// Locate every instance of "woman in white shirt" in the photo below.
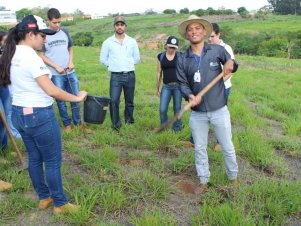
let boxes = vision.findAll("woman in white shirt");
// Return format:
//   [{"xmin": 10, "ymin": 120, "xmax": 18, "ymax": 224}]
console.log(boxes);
[{"xmin": 0, "ymin": 15, "xmax": 87, "ymax": 214}]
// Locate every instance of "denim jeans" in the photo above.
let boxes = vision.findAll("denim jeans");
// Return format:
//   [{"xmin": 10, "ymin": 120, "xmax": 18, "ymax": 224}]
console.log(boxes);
[
  {"xmin": 51, "ymin": 72, "xmax": 80, "ymax": 127},
  {"xmin": 7, "ymin": 97, "xmax": 21, "ymax": 139},
  {"xmin": 159, "ymin": 83, "xmax": 182, "ymax": 132},
  {"xmin": 191, "ymin": 87, "xmax": 232, "ymax": 145},
  {"xmin": 110, "ymin": 72, "xmax": 135, "ymax": 129},
  {"xmin": 190, "ymin": 106, "xmax": 238, "ymax": 184},
  {"xmin": 0, "ymin": 86, "xmax": 10, "ymax": 152},
  {"xmin": 12, "ymin": 105, "xmax": 68, "ymax": 207},
  {"xmin": 225, "ymin": 87, "xmax": 231, "ymax": 104}
]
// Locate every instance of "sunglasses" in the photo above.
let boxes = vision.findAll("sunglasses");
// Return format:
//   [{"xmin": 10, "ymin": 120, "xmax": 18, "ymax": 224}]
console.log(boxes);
[{"xmin": 39, "ymin": 33, "xmax": 46, "ymax": 39}]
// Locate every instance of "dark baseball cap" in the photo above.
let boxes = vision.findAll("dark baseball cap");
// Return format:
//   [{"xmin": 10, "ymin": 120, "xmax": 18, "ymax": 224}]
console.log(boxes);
[
  {"xmin": 114, "ymin": 16, "xmax": 126, "ymax": 25},
  {"xmin": 166, "ymin": 36, "xmax": 179, "ymax": 49},
  {"xmin": 18, "ymin": 15, "xmax": 56, "ymax": 35}
]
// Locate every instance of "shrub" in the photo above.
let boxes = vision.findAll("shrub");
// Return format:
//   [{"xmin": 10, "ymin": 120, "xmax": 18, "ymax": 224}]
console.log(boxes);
[
  {"xmin": 258, "ymin": 37, "xmax": 288, "ymax": 58},
  {"xmin": 72, "ymin": 32, "xmax": 94, "ymax": 46},
  {"xmin": 233, "ymin": 34, "xmax": 267, "ymax": 55}
]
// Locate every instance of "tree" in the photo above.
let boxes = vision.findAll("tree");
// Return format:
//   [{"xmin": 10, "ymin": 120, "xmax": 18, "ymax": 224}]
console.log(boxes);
[
  {"xmin": 268, "ymin": 0, "xmax": 301, "ymax": 15},
  {"xmin": 72, "ymin": 8, "xmax": 84, "ymax": 17},
  {"xmin": 237, "ymin": 7, "xmax": 249, "ymax": 18},
  {"xmin": 179, "ymin": 8, "xmax": 189, "ymax": 14},
  {"xmin": 163, "ymin": 9, "xmax": 176, "ymax": 14},
  {"xmin": 145, "ymin": 8, "xmax": 157, "ymax": 15},
  {"xmin": 16, "ymin": 8, "xmax": 32, "ymax": 20}
]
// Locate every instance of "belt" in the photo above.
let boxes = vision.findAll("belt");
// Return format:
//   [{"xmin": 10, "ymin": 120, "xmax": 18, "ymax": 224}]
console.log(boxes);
[
  {"xmin": 111, "ymin": 71, "xmax": 133, "ymax": 75},
  {"xmin": 166, "ymin": 82, "xmax": 178, "ymax": 86}
]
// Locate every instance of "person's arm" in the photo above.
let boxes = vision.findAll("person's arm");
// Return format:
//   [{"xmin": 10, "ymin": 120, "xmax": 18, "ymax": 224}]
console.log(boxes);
[
  {"xmin": 133, "ymin": 40, "xmax": 140, "ymax": 64},
  {"xmin": 176, "ymin": 54, "xmax": 192, "ymax": 101},
  {"xmin": 100, "ymin": 40, "xmax": 109, "ymax": 66},
  {"xmin": 67, "ymin": 47, "xmax": 74, "ymax": 71},
  {"xmin": 37, "ymin": 51, "xmax": 65, "ymax": 74},
  {"xmin": 35, "ymin": 75, "xmax": 87, "ymax": 102},
  {"xmin": 156, "ymin": 59, "xmax": 162, "ymax": 97}
]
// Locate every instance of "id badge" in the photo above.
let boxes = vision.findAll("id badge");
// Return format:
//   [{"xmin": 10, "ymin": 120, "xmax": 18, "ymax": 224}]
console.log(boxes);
[{"xmin": 194, "ymin": 71, "xmax": 201, "ymax": 83}]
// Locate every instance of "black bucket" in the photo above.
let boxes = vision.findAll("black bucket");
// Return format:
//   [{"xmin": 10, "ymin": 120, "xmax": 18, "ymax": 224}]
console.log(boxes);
[{"xmin": 84, "ymin": 95, "xmax": 110, "ymax": 124}]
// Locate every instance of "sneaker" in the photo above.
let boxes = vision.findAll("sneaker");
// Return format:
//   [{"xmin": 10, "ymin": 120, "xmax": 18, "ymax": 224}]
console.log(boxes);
[
  {"xmin": 0, "ymin": 180, "xmax": 12, "ymax": 192},
  {"xmin": 64, "ymin": 125, "xmax": 72, "ymax": 133},
  {"xmin": 230, "ymin": 178, "xmax": 239, "ymax": 186},
  {"xmin": 214, "ymin": 144, "xmax": 222, "ymax": 151},
  {"xmin": 53, "ymin": 203, "xmax": 79, "ymax": 215},
  {"xmin": 39, "ymin": 197, "xmax": 54, "ymax": 210},
  {"xmin": 194, "ymin": 183, "xmax": 208, "ymax": 195}
]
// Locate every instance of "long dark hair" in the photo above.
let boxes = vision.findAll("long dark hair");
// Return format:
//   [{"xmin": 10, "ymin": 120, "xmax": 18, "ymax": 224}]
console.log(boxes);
[{"xmin": 0, "ymin": 25, "xmax": 27, "ymax": 86}]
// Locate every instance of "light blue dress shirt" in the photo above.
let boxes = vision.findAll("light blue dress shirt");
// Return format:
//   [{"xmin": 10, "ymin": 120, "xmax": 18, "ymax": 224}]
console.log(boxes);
[{"xmin": 100, "ymin": 34, "xmax": 140, "ymax": 72}]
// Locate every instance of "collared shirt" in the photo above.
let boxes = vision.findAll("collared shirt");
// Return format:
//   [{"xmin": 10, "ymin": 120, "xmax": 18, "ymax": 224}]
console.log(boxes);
[
  {"xmin": 100, "ymin": 34, "xmax": 140, "ymax": 72},
  {"xmin": 177, "ymin": 43, "xmax": 231, "ymax": 112}
]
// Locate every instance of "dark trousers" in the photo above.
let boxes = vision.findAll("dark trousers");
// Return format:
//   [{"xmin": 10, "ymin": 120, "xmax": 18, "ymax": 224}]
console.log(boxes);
[{"xmin": 109, "ymin": 72, "xmax": 135, "ymax": 129}]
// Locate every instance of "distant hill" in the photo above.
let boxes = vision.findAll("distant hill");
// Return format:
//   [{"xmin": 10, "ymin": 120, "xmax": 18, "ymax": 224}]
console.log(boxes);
[{"xmin": 65, "ymin": 14, "xmax": 301, "ymax": 51}]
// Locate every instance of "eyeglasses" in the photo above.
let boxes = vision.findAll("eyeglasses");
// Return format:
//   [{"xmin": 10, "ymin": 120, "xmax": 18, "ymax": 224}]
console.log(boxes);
[{"xmin": 39, "ymin": 33, "xmax": 46, "ymax": 39}]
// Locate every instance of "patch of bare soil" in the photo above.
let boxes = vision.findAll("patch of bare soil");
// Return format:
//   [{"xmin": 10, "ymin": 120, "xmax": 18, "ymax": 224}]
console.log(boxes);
[{"xmin": 276, "ymin": 150, "xmax": 301, "ymax": 181}]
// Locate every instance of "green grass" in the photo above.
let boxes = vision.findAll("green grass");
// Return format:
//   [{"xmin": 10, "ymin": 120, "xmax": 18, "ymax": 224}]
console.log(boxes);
[{"xmin": 1, "ymin": 15, "xmax": 301, "ymax": 225}]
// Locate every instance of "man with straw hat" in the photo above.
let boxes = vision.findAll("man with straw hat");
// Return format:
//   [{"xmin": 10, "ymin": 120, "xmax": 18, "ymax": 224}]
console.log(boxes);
[{"xmin": 177, "ymin": 15, "xmax": 239, "ymax": 195}]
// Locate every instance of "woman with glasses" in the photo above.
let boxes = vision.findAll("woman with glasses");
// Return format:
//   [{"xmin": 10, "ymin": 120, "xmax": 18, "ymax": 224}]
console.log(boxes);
[{"xmin": 0, "ymin": 15, "xmax": 87, "ymax": 214}]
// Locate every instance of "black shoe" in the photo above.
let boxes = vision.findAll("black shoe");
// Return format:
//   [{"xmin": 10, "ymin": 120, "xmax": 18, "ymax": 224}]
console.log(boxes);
[{"xmin": 112, "ymin": 125, "xmax": 120, "ymax": 132}]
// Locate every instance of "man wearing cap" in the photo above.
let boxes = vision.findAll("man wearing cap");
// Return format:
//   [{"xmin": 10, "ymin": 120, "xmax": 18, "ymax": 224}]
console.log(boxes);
[
  {"xmin": 177, "ymin": 15, "xmax": 239, "ymax": 194},
  {"xmin": 100, "ymin": 16, "xmax": 140, "ymax": 131}
]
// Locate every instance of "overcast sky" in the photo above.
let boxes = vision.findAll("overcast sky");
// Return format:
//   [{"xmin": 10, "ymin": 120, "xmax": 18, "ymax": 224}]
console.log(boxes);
[{"xmin": 3, "ymin": 0, "xmax": 269, "ymax": 15}]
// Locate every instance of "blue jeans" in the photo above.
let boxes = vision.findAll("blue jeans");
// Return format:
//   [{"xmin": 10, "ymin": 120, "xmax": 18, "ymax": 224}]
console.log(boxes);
[
  {"xmin": 12, "ymin": 105, "xmax": 68, "ymax": 207},
  {"xmin": 0, "ymin": 86, "xmax": 10, "ymax": 152},
  {"xmin": 191, "ymin": 87, "xmax": 232, "ymax": 145},
  {"xmin": 51, "ymin": 72, "xmax": 80, "ymax": 127},
  {"xmin": 160, "ymin": 83, "xmax": 182, "ymax": 132},
  {"xmin": 225, "ymin": 87, "xmax": 231, "ymax": 104},
  {"xmin": 7, "ymin": 97, "xmax": 21, "ymax": 139},
  {"xmin": 110, "ymin": 72, "xmax": 135, "ymax": 129},
  {"xmin": 190, "ymin": 106, "xmax": 238, "ymax": 184}
]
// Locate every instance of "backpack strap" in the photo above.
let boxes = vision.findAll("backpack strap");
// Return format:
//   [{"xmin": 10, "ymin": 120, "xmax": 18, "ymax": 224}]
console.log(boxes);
[{"xmin": 159, "ymin": 52, "xmax": 165, "ymax": 64}]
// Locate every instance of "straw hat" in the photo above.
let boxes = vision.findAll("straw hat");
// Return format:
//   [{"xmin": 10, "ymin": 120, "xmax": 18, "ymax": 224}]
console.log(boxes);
[{"xmin": 178, "ymin": 15, "xmax": 212, "ymax": 40}]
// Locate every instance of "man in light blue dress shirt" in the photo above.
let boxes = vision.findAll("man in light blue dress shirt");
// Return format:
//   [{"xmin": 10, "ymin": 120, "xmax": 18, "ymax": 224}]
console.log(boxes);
[{"xmin": 100, "ymin": 16, "xmax": 140, "ymax": 131}]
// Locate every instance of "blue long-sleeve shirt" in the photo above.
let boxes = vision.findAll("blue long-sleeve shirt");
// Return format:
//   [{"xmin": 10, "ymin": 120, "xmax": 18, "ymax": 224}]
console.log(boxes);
[{"xmin": 100, "ymin": 34, "xmax": 140, "ymax": 72}]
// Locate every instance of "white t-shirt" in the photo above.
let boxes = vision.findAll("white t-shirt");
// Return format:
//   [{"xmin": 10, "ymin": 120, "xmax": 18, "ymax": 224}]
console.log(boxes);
[
  {"xmin": 220, "ymin": 40, "xmax": 235, "ymax": 89},
  {"xmin": 10, "ymin": 45, "xmax": 53, "ymax": 107}
]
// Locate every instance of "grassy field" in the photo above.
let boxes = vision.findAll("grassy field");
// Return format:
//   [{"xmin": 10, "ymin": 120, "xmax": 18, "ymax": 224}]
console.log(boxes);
[{"xmin": 0, "ymin": 15, "xmax": 301, "ymax": 225}]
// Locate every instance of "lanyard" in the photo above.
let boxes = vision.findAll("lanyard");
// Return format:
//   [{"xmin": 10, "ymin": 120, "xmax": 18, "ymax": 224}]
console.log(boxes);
[{"xmin": 193, "ymin": 48, "xmax": 204, "ymax": 72}]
